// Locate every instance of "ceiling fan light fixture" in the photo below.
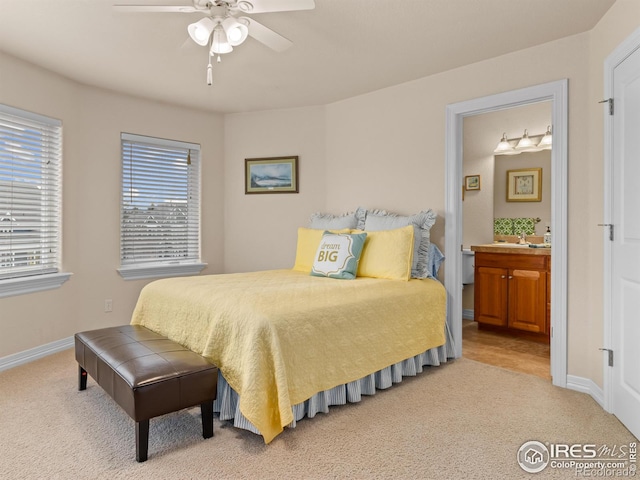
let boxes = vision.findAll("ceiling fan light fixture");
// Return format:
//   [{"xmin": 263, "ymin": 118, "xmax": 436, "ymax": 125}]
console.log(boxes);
[
  {"xmin": 188, "ymin": 17, "xmax": 216, "ymax": 46},
  {"xmin": 222, "ymin": 16, "xmax": 249, "ymax": 46},
  {"xmin": 210, "ymin": 24, "xmax": 233, "ymax": 55}
]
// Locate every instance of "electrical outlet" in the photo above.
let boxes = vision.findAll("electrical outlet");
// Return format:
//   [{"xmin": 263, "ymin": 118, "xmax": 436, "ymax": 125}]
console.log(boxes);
[{"xmin": 104, "ymin": 299, "xmax": 113, "ymax": 313}]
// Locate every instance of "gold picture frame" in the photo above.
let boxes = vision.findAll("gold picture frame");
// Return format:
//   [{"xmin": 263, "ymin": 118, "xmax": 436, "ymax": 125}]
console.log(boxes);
[
  {"xmin": 245, "ymin": 156, "xmax": 299, "ymax": 194},
  {"xmin": 507, "ymin": 168, "xmax": 542, "ymax": 202},
  {"xmin": 464, "ymin": 174, "xmax": 481, "ymax": 191}
]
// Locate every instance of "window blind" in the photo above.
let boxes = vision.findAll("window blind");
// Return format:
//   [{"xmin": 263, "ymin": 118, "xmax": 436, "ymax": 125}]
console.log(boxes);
[
  {"xmin": 120, "ymin": 133, "xmax": 201, "ymax": 267},
  {"xmin": 0, "ymin": 105, "xmax": 62, "ymax": 281}
]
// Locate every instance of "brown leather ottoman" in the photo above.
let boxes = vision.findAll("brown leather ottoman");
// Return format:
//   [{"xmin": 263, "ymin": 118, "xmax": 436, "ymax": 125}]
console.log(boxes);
[{"xmin": 74, "ymin": 325, "xmax": 218, "ymax": 462}]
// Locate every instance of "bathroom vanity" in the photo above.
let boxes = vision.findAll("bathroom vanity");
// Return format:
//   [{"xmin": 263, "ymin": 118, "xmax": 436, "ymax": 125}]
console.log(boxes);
[{"xmin": 470, "ymin": 244, "xmax": 550, "ymax": 343}]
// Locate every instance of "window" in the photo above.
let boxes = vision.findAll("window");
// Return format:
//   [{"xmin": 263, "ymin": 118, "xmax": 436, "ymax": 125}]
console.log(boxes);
[
  {"xmin": 118, "ymin": 133, "xmax": 205, "ymax": 280},
  {"xmin": 0, "ymin": 104, "xmax": 69, "ymax": 298}
]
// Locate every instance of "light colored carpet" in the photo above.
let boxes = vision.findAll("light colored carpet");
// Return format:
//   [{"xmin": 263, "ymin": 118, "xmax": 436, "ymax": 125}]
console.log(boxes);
[{"xmin": 0, "ymin": 349, "xmax": 635, "ymax": 479}]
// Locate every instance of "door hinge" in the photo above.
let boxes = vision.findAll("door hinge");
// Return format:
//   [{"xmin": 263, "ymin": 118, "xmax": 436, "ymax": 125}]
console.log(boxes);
[
  {"xmin": 599, "ymin": 348, "xmax": 614, "ymax": 367},
  {"xmin": 597, "ymin": 223, "xmax": 614, "ymax": 241},
  {"xmin": 599, "ymin": 98, "xmax": 614, "ymax": 115}
]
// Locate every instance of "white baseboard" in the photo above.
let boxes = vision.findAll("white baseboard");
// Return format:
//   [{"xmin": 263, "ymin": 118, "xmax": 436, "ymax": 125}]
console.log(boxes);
[
  {"xmin": 462, "ymin": 309, "xmax": 474, "ymax": 320},
  {"xmin": 566, "ymin": 374, "xmax": 605, "ymax": 409},
  {"xmin": 0, "ymin": 336, "xmax": 74, "ymax": 372}
]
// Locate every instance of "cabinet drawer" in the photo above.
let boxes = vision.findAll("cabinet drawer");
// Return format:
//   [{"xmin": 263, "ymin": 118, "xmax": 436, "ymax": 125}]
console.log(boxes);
[{"xmin": 474, "ymin": 252, "xmax": 549, "ymax": 271}]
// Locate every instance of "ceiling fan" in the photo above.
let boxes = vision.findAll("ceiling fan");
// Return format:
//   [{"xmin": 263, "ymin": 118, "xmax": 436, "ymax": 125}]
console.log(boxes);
[{"xmin": 114, "ymin": 0, "xmax": 315, "ymax": 84}]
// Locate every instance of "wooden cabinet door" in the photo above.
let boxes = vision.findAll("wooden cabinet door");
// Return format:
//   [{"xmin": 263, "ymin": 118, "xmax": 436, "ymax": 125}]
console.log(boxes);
[
  {"xmin": 508, "ymin": 269, "xmax": 547, "ymax": 334},
  {"xmin": 474, "ymin": 266, "xmax": 508, "ymax": 326}
]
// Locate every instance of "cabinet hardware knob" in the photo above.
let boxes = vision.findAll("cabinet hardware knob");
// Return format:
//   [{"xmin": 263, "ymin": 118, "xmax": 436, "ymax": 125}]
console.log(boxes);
[
  {"xmin": 501, "ymin": 275, "xmax": 506, "ymax": 279},
  {"xmin": 508, "ymin": 275, "xmax": 513, "ymax": 279}
]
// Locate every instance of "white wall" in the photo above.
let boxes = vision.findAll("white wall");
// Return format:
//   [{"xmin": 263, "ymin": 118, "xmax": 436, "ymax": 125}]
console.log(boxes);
[
  {"xmin": 0, "ymin": 52, "xmax": 225, "ymax": 357},
  {"xmin": 325, "ymin": 80, "xmax": 448, "ymax": 249},
  {"xmin": 223, "ymin": 107, "xmax": 327, "ymax": 273}
]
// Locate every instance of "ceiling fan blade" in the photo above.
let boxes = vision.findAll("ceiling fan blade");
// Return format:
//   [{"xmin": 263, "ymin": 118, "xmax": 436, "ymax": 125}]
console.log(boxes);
[
  {"xmin": 113, "ymin": 5, "xmax": 199, "ymax": 13},
  {"xmin": 237, "ymin": 0, "xmax": 315, "ymax": 14},
  {"xmin": 245, "ymin": 17, "xmax": 293, "ymax": 52}
]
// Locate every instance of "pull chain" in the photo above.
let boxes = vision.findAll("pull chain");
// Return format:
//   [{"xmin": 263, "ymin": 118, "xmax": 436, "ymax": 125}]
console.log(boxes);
[{"xmin": 206, "ymin": 37, "xmax": 213, "ymax": 86}]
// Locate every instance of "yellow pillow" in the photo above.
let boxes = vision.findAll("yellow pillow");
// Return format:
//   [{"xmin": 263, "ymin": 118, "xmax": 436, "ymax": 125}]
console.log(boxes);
[
  {"xmin": 355, "ymin": 225, "xmax": 414, "ymax": 281},
  {"xmin": 292, "ymin": 227, "xmax": 351, "ymax": 272}
]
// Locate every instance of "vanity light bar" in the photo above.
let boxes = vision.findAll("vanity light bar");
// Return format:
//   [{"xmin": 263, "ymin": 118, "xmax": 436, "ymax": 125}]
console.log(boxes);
[{"xmin": 494, "ymin": 126, "xmax": 552, "ymax": 155}]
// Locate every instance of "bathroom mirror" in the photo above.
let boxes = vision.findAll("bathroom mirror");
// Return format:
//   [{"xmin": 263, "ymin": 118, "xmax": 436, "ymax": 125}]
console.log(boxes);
[
  {"xmin": 494, "ymin": 150, "xmax": 551, "ymax": 240},
  {"xmin": 461, "ymin": 101, "xmax": 552, "ymax": 247}
]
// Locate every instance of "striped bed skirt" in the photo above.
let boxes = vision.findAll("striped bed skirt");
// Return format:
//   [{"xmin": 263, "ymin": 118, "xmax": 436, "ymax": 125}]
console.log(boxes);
[{"xmin": 213, "ymin": 323, "xmax": 456, "ymax": 435}]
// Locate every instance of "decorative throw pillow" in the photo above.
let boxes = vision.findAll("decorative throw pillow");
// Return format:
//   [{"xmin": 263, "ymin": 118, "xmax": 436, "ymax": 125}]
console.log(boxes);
[
  {"xmin": 293, "ymin": 227, "xmax": 352, "ymax": 273},
  {"xmin": 360, "ymin": 208, "xmax": 437, "ymax": 278},
  {"xmin": 355, "ymin": 226, "xmax": 414, "ymax": 281},
  {"xmin": 311, "ymin": 231, "xmax": 367, "ymax": 279}
]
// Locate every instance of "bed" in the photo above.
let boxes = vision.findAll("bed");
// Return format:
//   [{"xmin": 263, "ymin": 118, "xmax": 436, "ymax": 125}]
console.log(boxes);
[{"xmin": 130, "ymin": 207, "xmax": 453, "ymax": 443}]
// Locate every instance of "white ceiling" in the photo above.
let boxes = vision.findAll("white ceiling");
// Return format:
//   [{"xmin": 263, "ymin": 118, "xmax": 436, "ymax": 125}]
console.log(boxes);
[{"xmin": 0, "ymin": 0, "xmax": 615, "ymax": 114}]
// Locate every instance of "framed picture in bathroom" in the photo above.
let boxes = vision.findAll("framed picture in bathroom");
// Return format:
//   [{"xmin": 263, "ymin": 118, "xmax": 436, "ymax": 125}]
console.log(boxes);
[
  {"xmin": 507, "ymin": 168, "xmax": 542, "ymax": 202},
  {"xmin": 464, "ymin": 175, "xmax": 481, "ymax": 191}
]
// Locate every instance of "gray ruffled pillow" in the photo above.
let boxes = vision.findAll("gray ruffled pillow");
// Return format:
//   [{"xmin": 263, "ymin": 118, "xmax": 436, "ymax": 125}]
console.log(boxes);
[{"xmin": 309, "ymin": 207, "xmax": 366, "ymax": 230}]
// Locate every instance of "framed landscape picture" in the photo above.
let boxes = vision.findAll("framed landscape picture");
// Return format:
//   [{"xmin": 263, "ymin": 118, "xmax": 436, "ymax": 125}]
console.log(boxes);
[
  {"xmin": 465, "ymin": 174, "xmax": 481, "ymax": 191},
  {"xmin": 507, "ymin": 168, "xmax": 542, "ymax": 202},
  {"xmin": 245, "ymin": 156, "xmax": 299, "ymax": 194}
]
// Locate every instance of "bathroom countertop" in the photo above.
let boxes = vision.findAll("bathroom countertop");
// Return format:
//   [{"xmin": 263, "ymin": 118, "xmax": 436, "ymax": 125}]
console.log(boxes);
[{"xmin": 471, "ymin": 244, "xmax": 552, "ymax": 255}]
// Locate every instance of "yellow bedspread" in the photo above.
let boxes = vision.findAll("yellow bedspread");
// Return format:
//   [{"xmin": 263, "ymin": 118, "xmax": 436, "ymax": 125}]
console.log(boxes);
[{"xmin": 130, "ymin": 269, "xmax": 446, "ymax": 443}]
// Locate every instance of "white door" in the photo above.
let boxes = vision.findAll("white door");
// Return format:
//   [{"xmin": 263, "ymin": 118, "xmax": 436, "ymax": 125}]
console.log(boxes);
[{"xmin": 610, "ymin": 40, "xmax": 640, "ymax": 440}]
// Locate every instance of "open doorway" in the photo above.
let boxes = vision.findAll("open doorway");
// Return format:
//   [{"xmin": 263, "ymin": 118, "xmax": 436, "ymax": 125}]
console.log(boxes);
[
  {"xmin": 461, "ymin": 102, "xmax": 552, "ymax": 379},
  {"xmin": 444, "ymin": 80, "xmax": 568, "ymax": 388}
]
